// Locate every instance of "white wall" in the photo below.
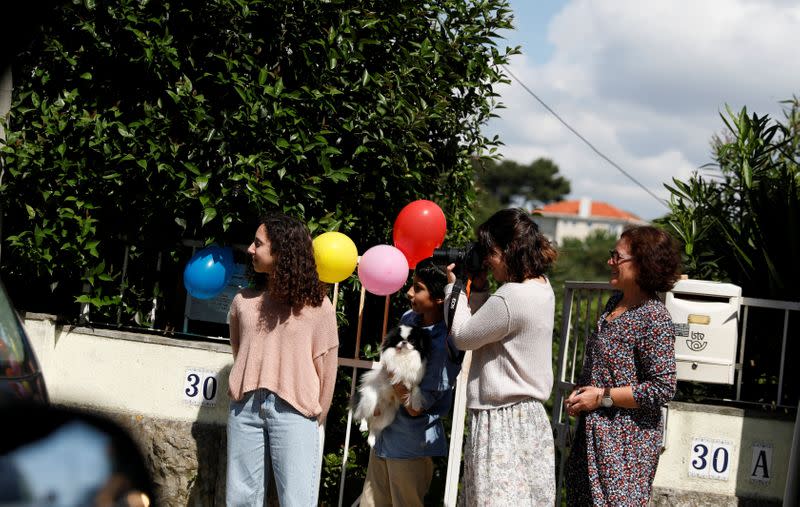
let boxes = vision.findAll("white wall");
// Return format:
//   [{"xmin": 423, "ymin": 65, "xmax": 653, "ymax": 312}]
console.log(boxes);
[
  {"xmin": 554, "ymin": 218, "xmax": 625, "ymax": 244},
  {"xmin": 654, "ymin": 401, "xmax": 792, "ymax": 501},
  {"xmin": 532, "ymin": 214, "xmax": 629, "ymax": 244},
  {"xmin": 24, "ymin": 314, "xmax": 233, "ymax": 424}
]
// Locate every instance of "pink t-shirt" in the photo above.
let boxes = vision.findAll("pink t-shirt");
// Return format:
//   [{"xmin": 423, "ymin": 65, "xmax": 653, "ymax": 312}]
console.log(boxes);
[{"xmin": 227, "ymin": 288, "xmax": 339, "ymax": 420}]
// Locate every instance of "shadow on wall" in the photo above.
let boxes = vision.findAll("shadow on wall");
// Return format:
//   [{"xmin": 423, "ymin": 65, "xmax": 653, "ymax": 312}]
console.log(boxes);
[
  {"xmin": 185, "ymin": 364, "xmax": 280, "ymax": 506},
  {"xmin": 116, "ymin": 362, "xmax": 235, "ymax": 506},
  {"xmin": 733, "ymin": 409, "xmax": 794, "ymax": 507},
  {"xmin": 187, "ymin": 362, "xmax": 232, "ymax": 507}
]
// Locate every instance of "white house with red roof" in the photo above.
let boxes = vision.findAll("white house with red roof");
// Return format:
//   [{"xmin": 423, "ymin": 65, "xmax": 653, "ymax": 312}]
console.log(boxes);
[{"xmin": 532, "ymin": 197, "xmax": 647, "ymax": 244}]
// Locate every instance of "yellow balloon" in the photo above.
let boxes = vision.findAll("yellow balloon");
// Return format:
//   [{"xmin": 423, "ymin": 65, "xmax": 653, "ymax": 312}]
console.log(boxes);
[{"xmin": 313, "ymin": 232, "xmax": 359, "ymax": 283}]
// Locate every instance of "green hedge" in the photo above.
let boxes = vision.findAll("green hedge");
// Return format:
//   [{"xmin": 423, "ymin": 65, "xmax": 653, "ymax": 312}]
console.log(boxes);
[{"xmin": 1, "ymin": 0, "xmax": 517, "ymax": 326}]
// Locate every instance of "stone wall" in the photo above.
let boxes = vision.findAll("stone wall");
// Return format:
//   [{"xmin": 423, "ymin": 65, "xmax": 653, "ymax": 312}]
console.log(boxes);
[
  {"xmin": 651, "ymin": 486, "xmax": 780, "ymax": 506},
  {"xmin": 113, "ymin": 414, "xmax": 227, "ymax": 506}
]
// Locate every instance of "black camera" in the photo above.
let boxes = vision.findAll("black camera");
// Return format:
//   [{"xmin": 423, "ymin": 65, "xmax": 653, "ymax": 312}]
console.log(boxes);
[{"xmin": 432, "ymin": 242, "xmax": 484, "ymax": 278}]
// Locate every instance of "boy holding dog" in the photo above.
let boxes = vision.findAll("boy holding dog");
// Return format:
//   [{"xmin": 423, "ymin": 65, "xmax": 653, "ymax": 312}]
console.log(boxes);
[{"xmin": 359, "ymin": 258, "xmax": 462, "ymax": 506}]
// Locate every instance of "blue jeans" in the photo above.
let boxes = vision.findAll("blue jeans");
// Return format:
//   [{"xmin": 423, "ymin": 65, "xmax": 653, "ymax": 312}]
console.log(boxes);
[{"xmin": 226, "ymin": 389, "xmax": 320, "ymax": 506}]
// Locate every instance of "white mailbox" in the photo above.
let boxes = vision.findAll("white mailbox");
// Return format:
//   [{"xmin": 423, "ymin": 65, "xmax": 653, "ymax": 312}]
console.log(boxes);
[{"xmin": 666, "ymin": 279, "xmax": 742, "ymax": 384}]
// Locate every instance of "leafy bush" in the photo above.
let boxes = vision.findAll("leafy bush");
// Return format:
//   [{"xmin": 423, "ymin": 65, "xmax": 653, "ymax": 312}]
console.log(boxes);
[
  {"xmin": 662, "ymin": 99, "xmax": 800, "ymax": 300},
  {"xmin": 660, "ymin": 98, "xmax": 800, "ymax": 407},
  {"xmin": 0, "ymin": 0, "xmax": 517, "ymax": 329}
]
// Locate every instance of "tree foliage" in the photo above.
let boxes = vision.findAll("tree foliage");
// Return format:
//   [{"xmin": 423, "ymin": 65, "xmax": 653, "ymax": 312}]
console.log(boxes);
[
  {"xmin": 660, "ymin": 99, "xmax": 800, "ymax": 300},
  {"xmin": 0, "ymin": 0, "xmax": 518, "ymax": 325},
  {"xmin": 475, "ymin": 157, "xmax": 570, "ymax": 207},
  {"xmin": 548, "ymin": 229, "xmax": 616, "ymax": 351},
  {"xmin": 551, "ymin": 230, "xmax": 617, "ymax": 285}
]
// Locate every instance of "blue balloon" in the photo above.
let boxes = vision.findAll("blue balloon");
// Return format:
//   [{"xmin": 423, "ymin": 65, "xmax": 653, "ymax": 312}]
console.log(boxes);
[{"xmin": 183, "ymin": 246, "xmax": 235, "ymax": 300}]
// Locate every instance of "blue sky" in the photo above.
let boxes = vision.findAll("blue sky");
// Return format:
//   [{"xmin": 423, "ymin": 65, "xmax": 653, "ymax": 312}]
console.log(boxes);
[
  {"xmin": 498, "ymin": 1, "xmax": 563, "ymax": 64},
  {"xmin": 484, "ymin": 0, "xmax": 800, "ymax": 220}
]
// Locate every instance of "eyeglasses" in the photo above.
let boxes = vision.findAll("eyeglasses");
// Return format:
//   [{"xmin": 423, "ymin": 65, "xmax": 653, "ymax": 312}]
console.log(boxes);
[{"xmin": 608, "ymin": 250, "xmax": 634, "ymax": 264}]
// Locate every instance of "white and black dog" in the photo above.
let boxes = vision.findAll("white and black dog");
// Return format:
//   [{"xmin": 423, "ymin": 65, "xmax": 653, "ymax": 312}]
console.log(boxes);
[{"xmin": 352, "ymin": 324, "xmax": 432, "ymax": 446}]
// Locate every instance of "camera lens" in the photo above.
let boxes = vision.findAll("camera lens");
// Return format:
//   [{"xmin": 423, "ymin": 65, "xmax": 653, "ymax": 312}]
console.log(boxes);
[{"xmin": 432, "ymin": 247, "xmax": 463, "ymax": 265}]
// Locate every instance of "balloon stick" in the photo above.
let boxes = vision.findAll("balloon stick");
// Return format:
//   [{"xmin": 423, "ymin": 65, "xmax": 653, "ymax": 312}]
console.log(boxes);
[
  {"xmin": 339, "ymin": 284, "xmax": 366, "ymax": 507},
  {"xmin": 381, "ymin": 295, "xmax": 390, "ymax": 343},
  {"xmin": 332, "ymin": 282, "xmax": 339, "ymax": 309}
]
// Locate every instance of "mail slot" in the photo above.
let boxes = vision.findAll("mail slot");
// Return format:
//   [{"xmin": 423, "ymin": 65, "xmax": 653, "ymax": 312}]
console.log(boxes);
[{"xmin": 666, "ymin": 279, "xmax": 742, "ymax": 384}]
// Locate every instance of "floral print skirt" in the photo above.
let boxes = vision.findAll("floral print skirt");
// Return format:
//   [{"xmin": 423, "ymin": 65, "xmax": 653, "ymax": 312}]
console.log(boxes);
[
  {"xmin": 565, "ymin": 409, "xmax": 663, "ymax": 506},
  {"xmin": 458, "ymin": 398, "xmax": 555, "ymax": 507}
]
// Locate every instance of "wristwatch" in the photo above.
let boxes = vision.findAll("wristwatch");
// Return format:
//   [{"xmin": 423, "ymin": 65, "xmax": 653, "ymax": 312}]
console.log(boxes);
[{"xmin": 600, "ymin": 387, "xmax": 613, "ymax": 408}]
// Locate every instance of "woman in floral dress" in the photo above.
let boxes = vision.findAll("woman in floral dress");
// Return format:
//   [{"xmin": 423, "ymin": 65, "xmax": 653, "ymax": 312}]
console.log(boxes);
[{"xmin": 564, "ymin": 226, "xmax": 681, "ymax": 506}]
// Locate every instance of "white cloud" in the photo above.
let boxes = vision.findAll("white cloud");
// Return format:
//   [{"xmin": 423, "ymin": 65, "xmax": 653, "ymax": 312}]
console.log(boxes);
[{"xmin": 486, "ymin": 0, "xmax": 800, "ymax": 219}]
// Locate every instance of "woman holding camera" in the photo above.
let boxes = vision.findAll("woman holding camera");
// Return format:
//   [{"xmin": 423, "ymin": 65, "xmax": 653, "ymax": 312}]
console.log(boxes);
[
  {"xmin": 563, "ymin": 225, "xmax": 680, "ymax": 506},
  {"xmin": 445, "ymin": 208, "xmax": 557, "ymax": 506}
]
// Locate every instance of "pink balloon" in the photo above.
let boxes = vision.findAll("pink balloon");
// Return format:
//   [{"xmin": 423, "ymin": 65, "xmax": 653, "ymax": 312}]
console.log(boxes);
[{"xmin": 358, "ymin": 245, "xmax": 410, "ymax": 296}]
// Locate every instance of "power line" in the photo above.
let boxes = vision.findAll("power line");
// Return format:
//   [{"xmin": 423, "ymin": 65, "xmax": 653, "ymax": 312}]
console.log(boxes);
[{"xmin": 501, "ymin": 65, "xmax": 668, "ymax": 209}]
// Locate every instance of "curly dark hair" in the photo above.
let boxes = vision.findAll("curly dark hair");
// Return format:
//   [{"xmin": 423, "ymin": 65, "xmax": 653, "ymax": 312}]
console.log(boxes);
[
  {"xmin": 477, "ymin": 208, "xmax": 558, "ymax": 282},
  {"xmin": 253, "ymin": 213, "xmax": 324, "ymax": 308},
  {"xmin": 621, "ymin": 225, "xmax": 682, "ymax": 294}
]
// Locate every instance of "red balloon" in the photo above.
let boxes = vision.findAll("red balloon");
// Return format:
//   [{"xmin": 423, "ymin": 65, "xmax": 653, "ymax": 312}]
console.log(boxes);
[{"xmin": 393, "ymin": 200, "xmax": 447, "ymax": 268}]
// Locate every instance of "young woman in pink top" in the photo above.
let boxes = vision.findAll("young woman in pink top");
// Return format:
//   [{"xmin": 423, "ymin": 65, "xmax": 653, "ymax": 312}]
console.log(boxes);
[{"xmin": 226, "ymin": 213, "xmax": 339, "ymax": 506}]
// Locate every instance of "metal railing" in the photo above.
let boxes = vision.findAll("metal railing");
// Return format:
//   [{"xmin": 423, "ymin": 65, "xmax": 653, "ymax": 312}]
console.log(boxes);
[
  {"xmin": 737, "ymin": 296, "xmax": 800, "ymax": 406},
  {"xmin": 550, "ymin": 281, "xmax": 800, "ymax": 505},
  {"xmin": 551, "ymin": 281, "xmax": 614, "ymax": 506}
]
